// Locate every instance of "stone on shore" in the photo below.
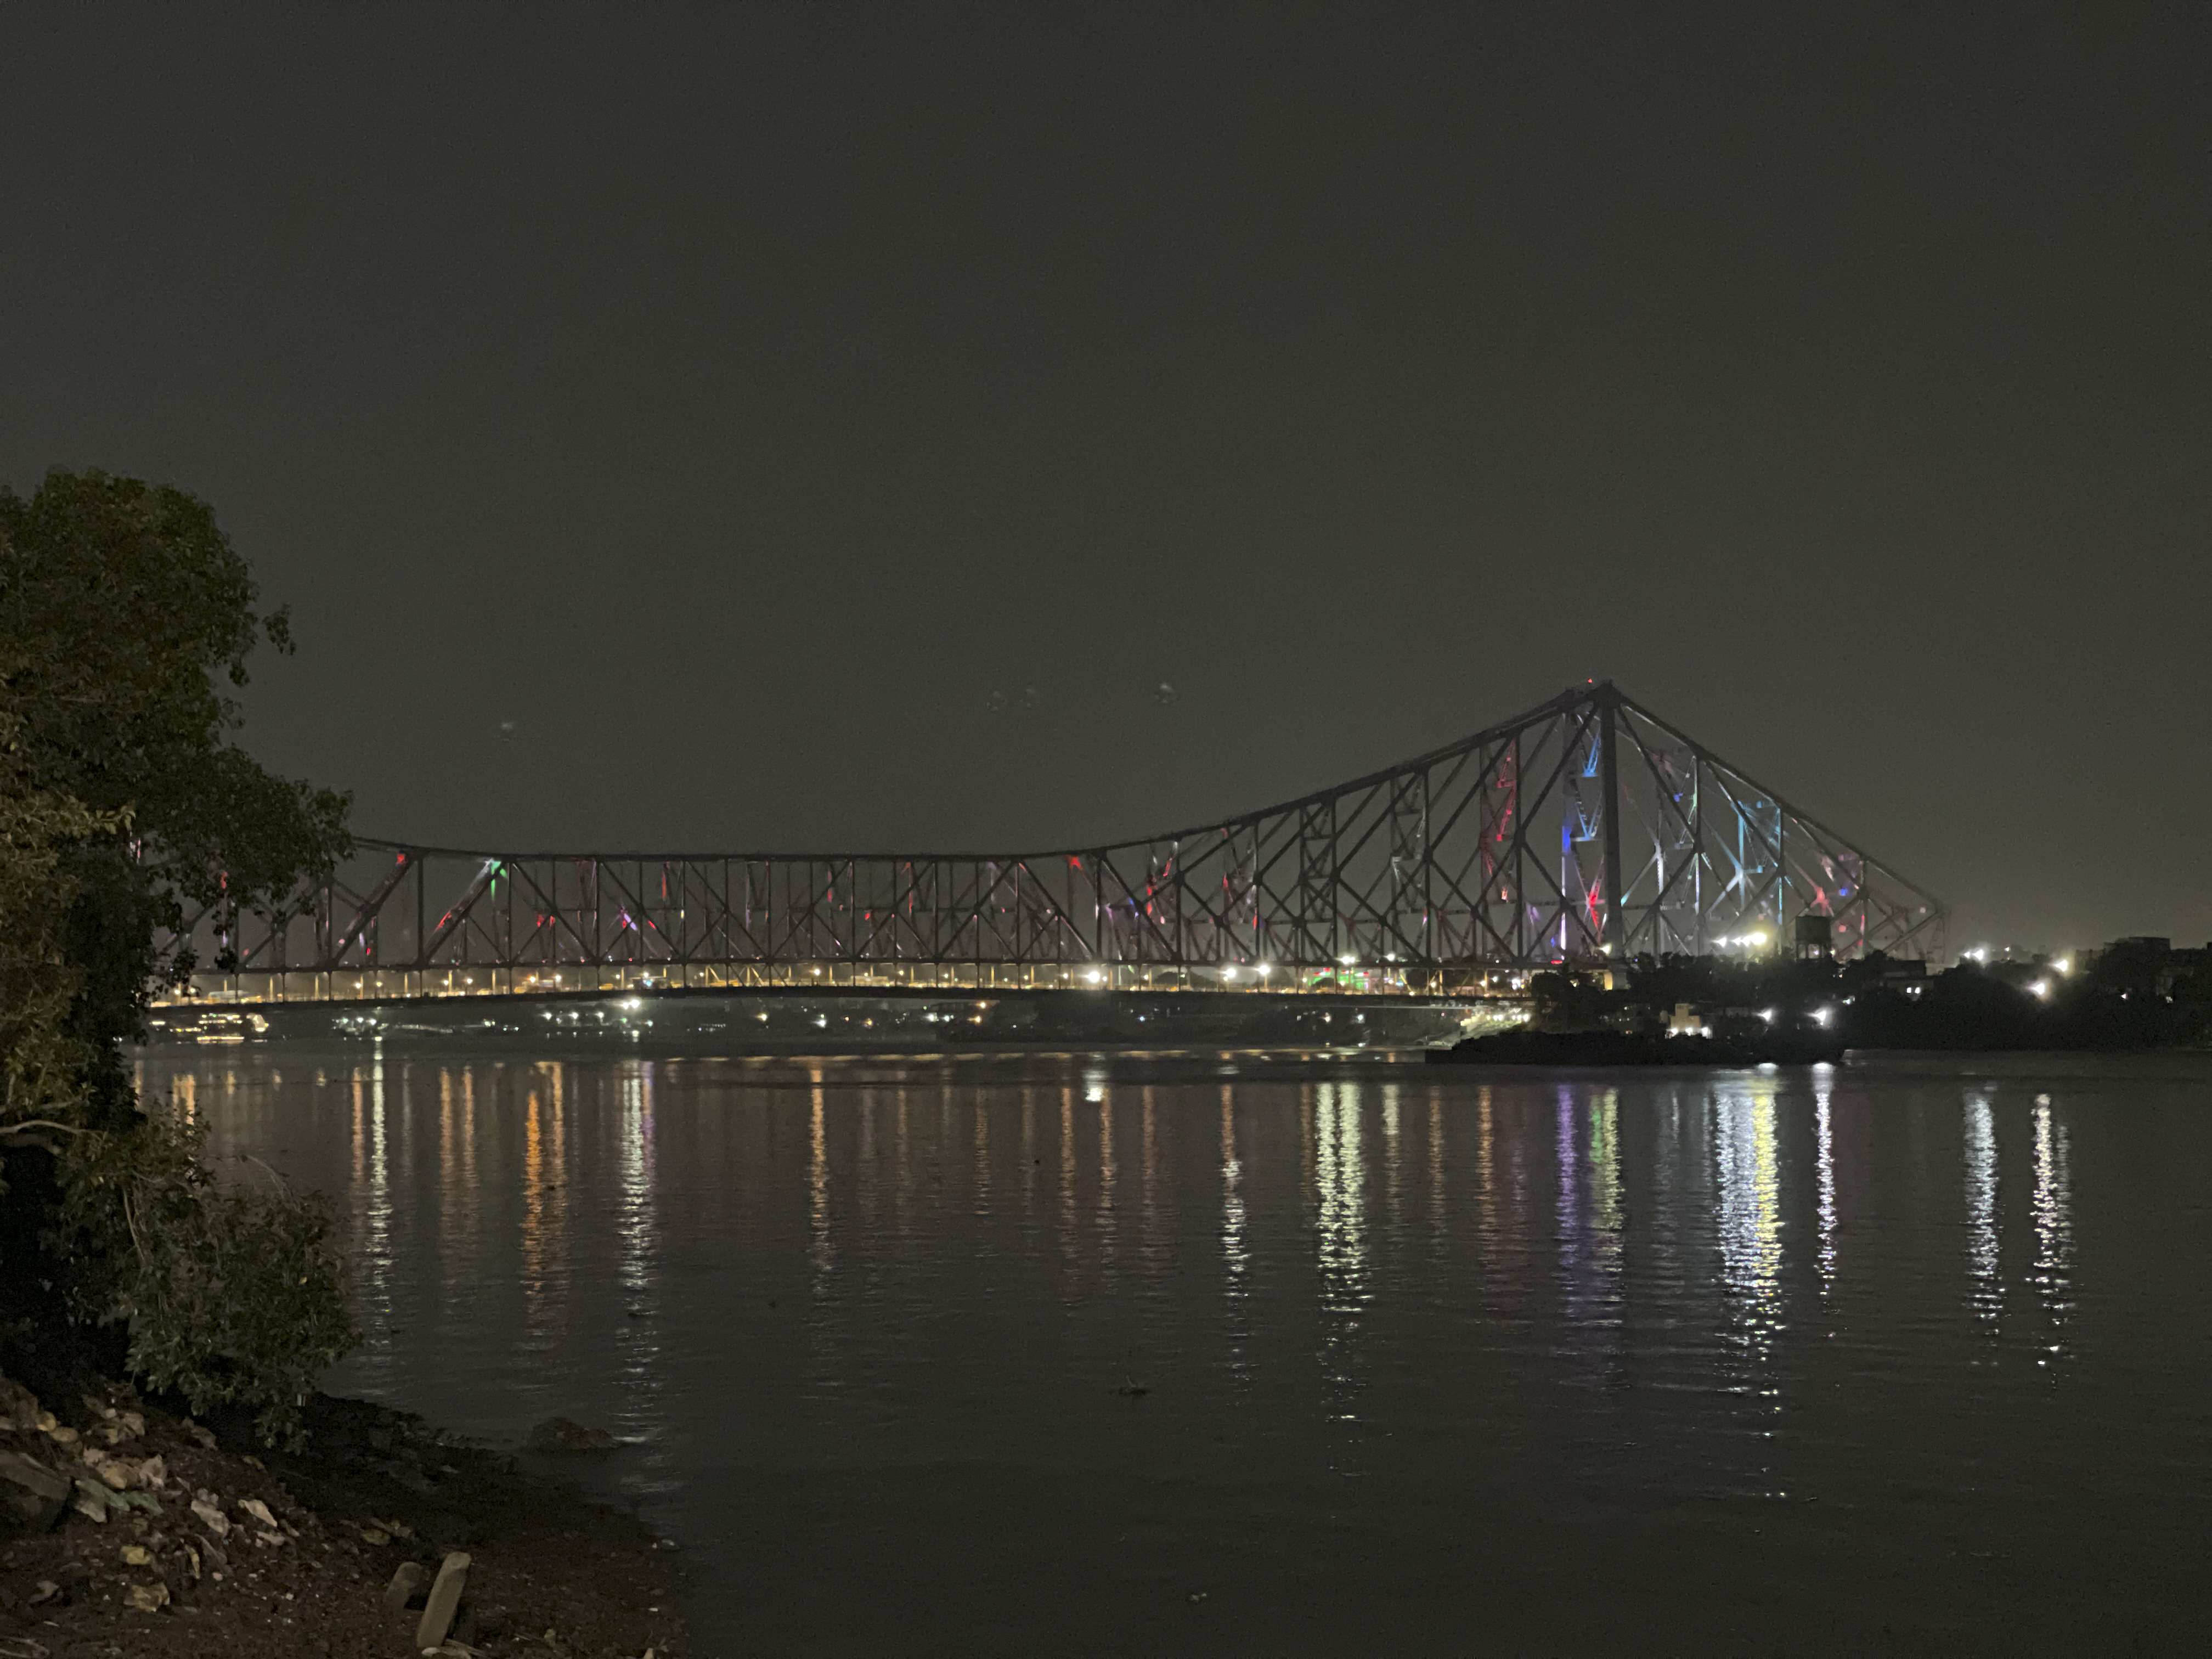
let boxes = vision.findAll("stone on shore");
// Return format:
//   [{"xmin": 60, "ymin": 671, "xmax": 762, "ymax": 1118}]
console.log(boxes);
[
  {"xmin": 1, "ymin": 1447, "xmax": 70, "ymax": 1532},
  {"xmin": 383, "ymin": 1557, "xmax": 429, "ymax": 1611},
  {"xmin": 416, "ymin": 1549, "xmax": 471, "ymax": 1648},
  {"xmin": 526, "ymin": 1416, "xmax": 617, "ymax": 1453}
]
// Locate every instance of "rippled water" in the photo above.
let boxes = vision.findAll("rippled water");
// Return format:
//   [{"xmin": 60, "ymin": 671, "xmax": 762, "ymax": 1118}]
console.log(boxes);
[{"xmin": 136, "ymin": 1043, "xmax": 2212, "ymax": 1655}]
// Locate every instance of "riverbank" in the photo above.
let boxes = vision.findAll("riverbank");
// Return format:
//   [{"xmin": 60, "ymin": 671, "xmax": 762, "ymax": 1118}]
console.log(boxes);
[
  {"xmin": 0, "ymin": 1372, "xmax": 684, "ymax": 1658},
  {"xmin": 1427, "ymin": 1027, "xmax": 1846, "ymax": 1066}
]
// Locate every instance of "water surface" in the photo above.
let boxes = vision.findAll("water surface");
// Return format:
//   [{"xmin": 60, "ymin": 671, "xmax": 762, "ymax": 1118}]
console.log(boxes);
[{"xmin": 137, "ymin": 1044, "xmax": 2212, "ymax": 1655}]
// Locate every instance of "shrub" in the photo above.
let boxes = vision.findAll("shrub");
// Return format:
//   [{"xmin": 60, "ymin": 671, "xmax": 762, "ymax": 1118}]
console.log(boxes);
[{"xmin": 55, "ymin": 1105, "xmax": 357, "ymax": 1447}]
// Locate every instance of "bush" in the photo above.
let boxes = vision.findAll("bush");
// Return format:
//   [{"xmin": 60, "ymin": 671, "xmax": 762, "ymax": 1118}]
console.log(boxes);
[{"xmin": 54, "ymin": 1104, "xmax": 357, "ymax": 1447}]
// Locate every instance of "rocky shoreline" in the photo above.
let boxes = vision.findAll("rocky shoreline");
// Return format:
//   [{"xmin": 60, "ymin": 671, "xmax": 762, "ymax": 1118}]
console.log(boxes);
[{"xmin": 0, "ymin": 1373, "xmax": 684, "ymax": 1658}]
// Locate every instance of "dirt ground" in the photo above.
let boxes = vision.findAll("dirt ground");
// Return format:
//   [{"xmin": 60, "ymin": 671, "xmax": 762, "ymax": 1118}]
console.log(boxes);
[{"xmin": 0, "ymin": 1375, "xmax": 685, "ymax": 1659}]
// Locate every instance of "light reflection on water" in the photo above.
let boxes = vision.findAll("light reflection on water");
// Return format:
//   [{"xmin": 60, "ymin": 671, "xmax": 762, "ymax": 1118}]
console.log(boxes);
[
  {"xmin": 1313, "ymin": 1080, "xmax": 1368, "ymax": 1427},
  {"xmin": 1218, "ymin": 1083, "xmax": 1250, "ymax": 1396},
  {"xmin": 2031, "ymin": 1091, "xmax": 2074, "ymax": 1361},
  {"xmin": 1966, "ymin": 1090, "xmax": 2002, "ymax": 1334},
  {"xmin": 134, "ymin": 1046, "xmax": 2212, "ymax": 1655},
  {"xmin": 615, "ymin": 1065, "xmax": 661, "ymax": 1455},
  {"xmin": 1716, "ymin": 1079, "xmax": 1784, "ymax": 1378},
  {"xmin": 1814, "ymin": 1076, "xmax": 1838, "ymax": 1294}
]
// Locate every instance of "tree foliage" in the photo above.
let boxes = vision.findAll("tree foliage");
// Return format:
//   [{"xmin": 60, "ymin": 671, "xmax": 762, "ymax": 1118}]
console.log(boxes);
[
  {"xmin": 1, "ymin": 471, "xmax": 349, "ymax": 1109},
  {"xmin": 0, "ymin": 781, "xmax": 115, "ymax": 1135},
  {"xmin": 0, "ymin": 467, "xmax": 356, "ymax": 1441}
]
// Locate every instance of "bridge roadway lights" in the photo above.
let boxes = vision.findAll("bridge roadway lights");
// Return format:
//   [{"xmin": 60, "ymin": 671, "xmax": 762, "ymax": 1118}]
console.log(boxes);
[
  {"xmin": 156, "ymin": 965, "xmax": 1501, "ymax": 1008},
  {"xmin": 166, "ymin": 682, "xmax": 1944, "ymax": 995},
  {"xmin": 147, "ymin": 985, "xmax": 1534, "ymax": 1055}
]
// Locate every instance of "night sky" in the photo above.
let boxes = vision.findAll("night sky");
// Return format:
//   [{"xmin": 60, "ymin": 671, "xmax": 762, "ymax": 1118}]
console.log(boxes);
[{"xmin": 3, "ymin": 7, "xmax": 2204, "ymax": 953}]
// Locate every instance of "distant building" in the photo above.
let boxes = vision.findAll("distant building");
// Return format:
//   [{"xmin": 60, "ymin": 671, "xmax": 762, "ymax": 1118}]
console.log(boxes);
[
  {"xmin": 2078, "ymin": 936, "xmax": 2212, "ymax": 1000},
  {"xmin": 1877, "ymin": 957, "xmax": 1928, "ymax": 996}
]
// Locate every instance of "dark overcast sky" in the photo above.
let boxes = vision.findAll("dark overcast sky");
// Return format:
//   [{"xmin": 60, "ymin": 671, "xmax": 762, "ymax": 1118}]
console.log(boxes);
[{"xmin": 2, "ymin": 4, "xmax": 2206, "ymax": 952}]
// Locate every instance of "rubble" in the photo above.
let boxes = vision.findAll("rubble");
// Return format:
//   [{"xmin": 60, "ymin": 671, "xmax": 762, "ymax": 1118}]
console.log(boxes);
[
  {"xmin": 190, "ymin": 1491, "xmax": 230, "ymax": 1537},
  {"xmin": 0, "ymin": 1370, "xmax": 686, "ymax": 1656}
]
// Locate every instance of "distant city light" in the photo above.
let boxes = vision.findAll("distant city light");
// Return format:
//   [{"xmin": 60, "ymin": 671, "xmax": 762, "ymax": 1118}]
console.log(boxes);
[
  {"xmin": 2053, "ymin": 957, "xmax": 2073, "ymax": 975},
  {"xmin": 2029, "ymin": 979, "xmax": 2051, "ymax": 998}
]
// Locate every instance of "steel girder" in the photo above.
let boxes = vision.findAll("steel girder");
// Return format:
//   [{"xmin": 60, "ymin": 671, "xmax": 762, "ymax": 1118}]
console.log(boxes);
[{"xmin": 180, "ymin": 684, "xmax": 1944, "ymax": 985}]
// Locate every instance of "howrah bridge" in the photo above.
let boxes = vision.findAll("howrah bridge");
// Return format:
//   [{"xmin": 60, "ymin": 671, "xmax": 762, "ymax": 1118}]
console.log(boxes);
[{"xmin": 162, "ymin": 682, "xmax": 1945, "ymax": 1008}]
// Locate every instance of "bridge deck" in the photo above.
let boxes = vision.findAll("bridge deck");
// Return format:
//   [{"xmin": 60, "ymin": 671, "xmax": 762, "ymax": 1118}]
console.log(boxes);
[{"xmin": 157, "ymin": 958, "xmax": 1521, "ymax": 1007}]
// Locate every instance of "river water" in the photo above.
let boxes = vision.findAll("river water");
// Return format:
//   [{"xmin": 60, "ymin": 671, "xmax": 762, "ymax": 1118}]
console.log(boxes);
[{"xmin": 135, "ymin": 1042, "xmax": 2212, "ymax": 1656}]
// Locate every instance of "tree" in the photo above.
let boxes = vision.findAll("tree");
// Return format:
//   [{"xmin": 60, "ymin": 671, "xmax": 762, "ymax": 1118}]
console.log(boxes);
[{"xmin": 0, "ymin": 467, "xmax": 356, "ymax": 1441}]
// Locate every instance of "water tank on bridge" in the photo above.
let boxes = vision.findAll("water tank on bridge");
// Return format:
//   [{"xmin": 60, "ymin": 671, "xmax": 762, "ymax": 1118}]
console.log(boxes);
[{"xmin": 1795, "ymin": 914, "xmax": 1833, "ymax": 961}]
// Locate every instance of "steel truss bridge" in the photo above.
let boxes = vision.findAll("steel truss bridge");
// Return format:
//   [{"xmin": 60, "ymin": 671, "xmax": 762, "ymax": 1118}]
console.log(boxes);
[{"xmin": 171, "ymin": 682, "xmax": 1943, "ymax": 1005}]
